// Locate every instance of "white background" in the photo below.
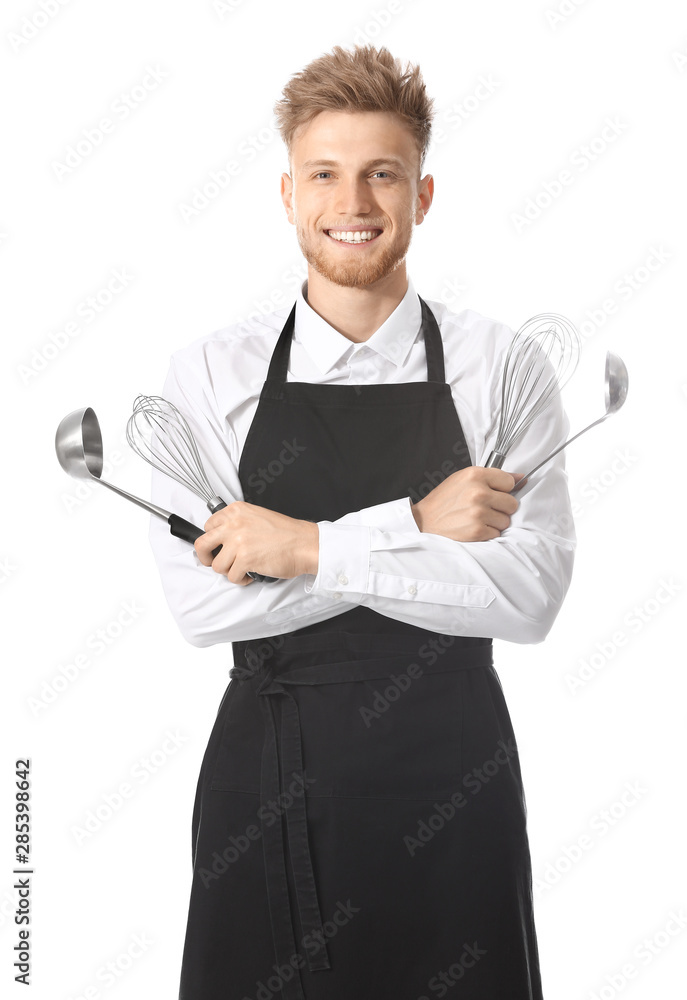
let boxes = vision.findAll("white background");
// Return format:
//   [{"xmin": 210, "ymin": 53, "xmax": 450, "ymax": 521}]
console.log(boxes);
[{"xmin": 2, "ymin": 1, "xmax": 686, "ymax": 997}]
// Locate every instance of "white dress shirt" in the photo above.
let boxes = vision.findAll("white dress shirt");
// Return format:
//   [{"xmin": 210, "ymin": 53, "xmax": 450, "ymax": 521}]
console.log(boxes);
[{"xmin": 147, "ymin": 275, "xmax": 576, "ymax": 647}]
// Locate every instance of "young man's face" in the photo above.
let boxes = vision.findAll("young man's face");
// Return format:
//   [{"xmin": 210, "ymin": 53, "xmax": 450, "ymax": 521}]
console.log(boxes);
[{"xmin": 281, "ymin": 110, "xmax": 433, "ymax": 289}]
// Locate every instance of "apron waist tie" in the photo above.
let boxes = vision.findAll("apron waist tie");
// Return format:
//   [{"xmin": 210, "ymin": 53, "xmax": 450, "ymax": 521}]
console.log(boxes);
[{"xmin": 257, "ymin": 677, "xmax": 332, "ymax": 989}]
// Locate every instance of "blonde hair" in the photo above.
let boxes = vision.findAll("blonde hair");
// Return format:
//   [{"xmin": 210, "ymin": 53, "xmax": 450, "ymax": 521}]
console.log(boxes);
[{"xmin": 273, "ymin": 44, "xmax": 435, "ymax": 177}]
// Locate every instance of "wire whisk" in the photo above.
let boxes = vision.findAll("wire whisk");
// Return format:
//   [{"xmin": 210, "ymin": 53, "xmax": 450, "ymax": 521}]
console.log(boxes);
[
  {"xmin": 127, "ymin": 394, "xmax": 224, "ymax": 512},
  {"xmin": 126, "ymin": 394, "xmax": 277, "ymax": 583},
  {"xmin": 485, "ymin": 313, "xmax": 581, "ymax": 469}
]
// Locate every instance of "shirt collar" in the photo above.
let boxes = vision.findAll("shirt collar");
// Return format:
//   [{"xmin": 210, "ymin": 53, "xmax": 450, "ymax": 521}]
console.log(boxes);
[{"xmin": 293, "ymin": 275, "xmax": 422, "ymax": 374}]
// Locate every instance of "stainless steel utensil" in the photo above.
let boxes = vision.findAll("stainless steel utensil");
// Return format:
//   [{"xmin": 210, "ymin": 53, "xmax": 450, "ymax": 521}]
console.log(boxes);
[
  {"xmin": 486, "ymin": 313, "xmax": 581, "ymax": 469},
  {"xmin": 512, "ymin": 350, "xmax": 629, "ymax": 492},
  {"xmin": 55, "ymin": 406, "xmax": 222, "ymax": 555},
  {"xmin": 126, "ymin": 394, "xmax": 277, "ymax": 584}
]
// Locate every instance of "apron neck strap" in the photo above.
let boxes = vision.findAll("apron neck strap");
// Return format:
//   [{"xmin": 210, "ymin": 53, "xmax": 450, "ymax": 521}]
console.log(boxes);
[{"xmin": 264, "ymin": 293, "xmax": 445, "ymax": 387}]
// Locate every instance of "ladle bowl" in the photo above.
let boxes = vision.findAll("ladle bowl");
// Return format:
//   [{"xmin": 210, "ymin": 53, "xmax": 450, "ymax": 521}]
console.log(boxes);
[
  {"xmin": 513, "ymin": 349, "xmax": 629, "ymax": 490},
  {"xmin": 55, "ymin": 406, "xmax": 220, "ymax": 551}
]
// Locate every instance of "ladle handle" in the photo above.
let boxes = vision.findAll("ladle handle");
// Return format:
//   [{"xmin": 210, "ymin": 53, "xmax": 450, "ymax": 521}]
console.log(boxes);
[
  {"xmin": 167, "ymin": 515, "xmax": 278, "ymax": 584},
  {"xmin": 511, "ymin": 412, "xmax": 611, "ymax": 492}
]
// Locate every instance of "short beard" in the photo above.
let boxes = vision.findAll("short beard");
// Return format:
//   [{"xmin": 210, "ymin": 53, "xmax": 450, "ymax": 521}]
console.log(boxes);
[{"xmin": 295, "ymin": 215, "xmax": 415, "ymax": 288}]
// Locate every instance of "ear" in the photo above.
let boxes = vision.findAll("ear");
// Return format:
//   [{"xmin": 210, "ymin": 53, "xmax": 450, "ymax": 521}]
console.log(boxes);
[
  {"xmin": 281, "ymin": 172, "xmax": 295, "ymax": 224},
  {"xmin": 416, "ymin": 173, "xmax": 434, "ymax": 224}
]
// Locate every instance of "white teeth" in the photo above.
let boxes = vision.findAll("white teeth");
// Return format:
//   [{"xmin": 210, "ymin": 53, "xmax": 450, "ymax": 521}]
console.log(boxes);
[{"xmin": 327, "ymin": 230, "xmax": 380, "ymax": 242}]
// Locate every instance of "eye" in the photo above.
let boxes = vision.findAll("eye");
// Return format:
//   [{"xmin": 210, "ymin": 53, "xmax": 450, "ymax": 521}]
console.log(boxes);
[{"xmin": 313, "ymin": 170, "xmax": 393, "ymax": 180}]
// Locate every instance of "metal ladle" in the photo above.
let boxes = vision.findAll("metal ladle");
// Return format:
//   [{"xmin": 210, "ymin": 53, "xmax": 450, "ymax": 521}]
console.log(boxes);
[
  {"xmin": 55, "ymin": 406, "xmax": 220, "ymax": 554},
  {"xmin": 512, "ymin": 350, "xmax": 629, "ymax": 492}
]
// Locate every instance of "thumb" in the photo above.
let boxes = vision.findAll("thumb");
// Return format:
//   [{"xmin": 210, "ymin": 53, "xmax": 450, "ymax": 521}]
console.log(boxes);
[{"xmin": 507, "ymin": 471, "xmax": 528, "ymax": 494}]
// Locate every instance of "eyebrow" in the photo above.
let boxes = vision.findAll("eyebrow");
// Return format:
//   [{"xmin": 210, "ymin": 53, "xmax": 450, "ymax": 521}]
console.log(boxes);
[{"xmin": 299, "ymin": 157, "xmax": 407, "ymax": 173}]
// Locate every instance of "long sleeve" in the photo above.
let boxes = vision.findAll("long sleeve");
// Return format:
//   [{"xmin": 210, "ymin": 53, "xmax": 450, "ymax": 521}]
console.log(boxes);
[
  {"xmin": 148, "ymin": 356, "xmax": 432, "ymax": 646},
  {"xmin": 303, "ymin": 358, "xmax": 577, "ymax": 645},
  {"xmin": 149, "ymin": 307, "xmax": 576, "ymax": 648}
]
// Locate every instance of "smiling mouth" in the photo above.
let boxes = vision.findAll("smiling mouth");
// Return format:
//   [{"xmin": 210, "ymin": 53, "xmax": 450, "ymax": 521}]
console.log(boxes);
[{"xmin": 325, "ymin": 229, "xmax": 383, "ymax": 244}]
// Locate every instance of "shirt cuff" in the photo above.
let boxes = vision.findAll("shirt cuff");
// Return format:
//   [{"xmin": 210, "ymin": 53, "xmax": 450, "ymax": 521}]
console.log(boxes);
[
  {"xmin": 303, "ymin": 522, "xmax": 370, "ymax": 597},
  {"xmin": 349, "ymin": 495, "xmax": 421, "ymax": 533}
]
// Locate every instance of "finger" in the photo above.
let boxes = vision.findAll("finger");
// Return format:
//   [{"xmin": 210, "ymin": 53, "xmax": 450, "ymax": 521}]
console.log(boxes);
[
  {"xmin": 464, "ymin": 523, "xmax": 503, "ymax": 542},
  {"xmin": 226, "ymin": 560, "xmax": 253, "ymax": 585},
  {"xmin": 482, "ymin": 509, "xmax": 512, "ymax": 532},
  {"xmin": 194, "ymin": 529, "xmax": 229, "ymax": 568},
  {"xmin": 480, "ymin": 467, "xmax": 520, "ymax": 493},
  {"xmin": 489, "ymin": 491, "xmax": 520, "ymax": 516}
]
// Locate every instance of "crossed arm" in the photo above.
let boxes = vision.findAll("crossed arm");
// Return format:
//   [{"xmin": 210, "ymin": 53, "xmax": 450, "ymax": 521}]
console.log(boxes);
[{"xmin": 147, "ymin": 354, "xmax": 576, "ymax": 647}]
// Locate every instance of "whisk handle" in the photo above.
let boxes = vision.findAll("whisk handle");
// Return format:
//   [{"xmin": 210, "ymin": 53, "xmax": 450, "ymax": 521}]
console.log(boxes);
[
  {"xmin": 167, "ymin": 514, "xmax": 278, "ymax": 585},
  {"xmin": 484, "ymin": 450, "xmax": 507, "ymax": 469}
]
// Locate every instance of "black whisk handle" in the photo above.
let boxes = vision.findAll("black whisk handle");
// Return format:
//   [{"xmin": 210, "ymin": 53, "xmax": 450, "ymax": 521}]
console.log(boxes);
[
  {"xmin": 168, "ymin": 513, "xmax": 214, "ymax": 548},
  {"xmin": 167, "ymin": 514, "xmax": 278, "ymax": 584}
]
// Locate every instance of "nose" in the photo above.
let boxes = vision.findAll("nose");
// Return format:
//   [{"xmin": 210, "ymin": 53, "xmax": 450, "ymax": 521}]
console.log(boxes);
[{"xmin": 334, "ymin": 175, "xmax": 374, "ymax": 218}]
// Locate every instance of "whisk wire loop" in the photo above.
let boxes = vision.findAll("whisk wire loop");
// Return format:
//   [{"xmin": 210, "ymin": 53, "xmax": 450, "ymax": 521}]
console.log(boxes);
[
  {"xmin": 488, "ymin": 313, "xmax": 580, "ymax": 467},
  {"xmin": 126, "ymin": 394, "xmax": 217, "ymax": 504}
]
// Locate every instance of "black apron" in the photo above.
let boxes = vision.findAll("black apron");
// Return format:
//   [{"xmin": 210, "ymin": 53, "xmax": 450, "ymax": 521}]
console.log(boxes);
[{"xmin": 178, "ymin": 295, "xmax": 544, "ymax": 1000}]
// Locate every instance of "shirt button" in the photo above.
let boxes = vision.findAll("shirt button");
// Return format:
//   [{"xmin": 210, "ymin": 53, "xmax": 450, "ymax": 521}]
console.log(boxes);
[
  {"xmin": 407, "ymin": 585, "xmax": 417, "ymax": 595},
  {"xmin": 338, "ymin": 574, "xmax": 348, "ymax": 585},
  {"xmin": 333, "ymin": 592, "xmax": 342, "ymax": 599}
]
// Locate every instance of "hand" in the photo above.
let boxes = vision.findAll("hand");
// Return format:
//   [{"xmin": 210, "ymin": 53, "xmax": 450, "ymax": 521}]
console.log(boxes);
[
  {"xmin": 194, "ymin": 501, "xmax": 319, "ymax": 585},
  {"xmin": 410, "ymin": 466, "xmax": 526, "ymax": 542}
]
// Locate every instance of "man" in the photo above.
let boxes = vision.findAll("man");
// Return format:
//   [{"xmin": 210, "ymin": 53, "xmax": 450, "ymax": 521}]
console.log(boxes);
[{"xmin": 149, "ymin": 43, "xmax": 575, "ymax": 1000}]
